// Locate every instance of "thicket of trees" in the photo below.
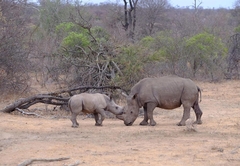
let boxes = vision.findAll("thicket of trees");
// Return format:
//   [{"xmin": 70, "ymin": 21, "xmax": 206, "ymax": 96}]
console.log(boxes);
[{"xmin": 1, "ymin": 0, "xmax": 240, "ymax": 95}]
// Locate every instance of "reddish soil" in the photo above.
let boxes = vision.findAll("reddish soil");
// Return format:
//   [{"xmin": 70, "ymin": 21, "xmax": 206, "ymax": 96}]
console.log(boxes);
[{"xmin": 0, "ymin": 81, "xmax": 240, "ymax": 166}]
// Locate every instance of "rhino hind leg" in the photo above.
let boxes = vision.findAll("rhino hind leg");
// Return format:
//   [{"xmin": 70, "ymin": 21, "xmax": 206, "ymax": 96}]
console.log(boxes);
[
  {"xmin": 71, "ymin": 112, "xmax": 79, "ymax": 128},
  {"xmin": 192, "ymin": 102, "xmax": 203, "ymax": 125},
  {"xmin": 178, "ymin": 105, "xmax": 191, "ymax": 126}
]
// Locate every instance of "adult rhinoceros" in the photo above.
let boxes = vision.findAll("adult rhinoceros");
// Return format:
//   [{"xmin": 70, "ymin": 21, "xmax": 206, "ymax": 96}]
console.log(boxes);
[
  {"xmin": 68, "ymin": 93, "xmax": 123, "ymax": 127},
  {"xmin": 117, "ymin": 76, "xmax": 203, "ymax": 126}
]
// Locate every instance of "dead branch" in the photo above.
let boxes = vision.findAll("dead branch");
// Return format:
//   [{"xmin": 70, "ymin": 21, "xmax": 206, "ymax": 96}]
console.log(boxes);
[
  {"xmin": 111, "ymin": 60, "xmax": 123, "ymax": 76},
  {"xmin": 0, "ymin": 95, "xmax": 69, "ymax": 113},
  {"xmin": 18, "ymin": 157, "xmax": 70, "ymax": 166}
]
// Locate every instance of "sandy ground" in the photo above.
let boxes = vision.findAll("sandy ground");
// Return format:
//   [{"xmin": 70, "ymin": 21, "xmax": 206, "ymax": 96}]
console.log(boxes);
[{"xmin": 0, "ymin": 80, "xmax": 240, "ymax": 166}]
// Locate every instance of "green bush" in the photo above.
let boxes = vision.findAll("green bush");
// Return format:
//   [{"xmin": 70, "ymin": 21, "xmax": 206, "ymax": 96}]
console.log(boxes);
[{"xmin": 185, "ymin": 32, "xmax": 228, "ymax": 78}]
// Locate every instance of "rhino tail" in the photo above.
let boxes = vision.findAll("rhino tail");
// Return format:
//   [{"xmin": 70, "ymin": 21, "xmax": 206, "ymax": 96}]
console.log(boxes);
[
  {"xmin": 68, "ymin": 98, "xmax": 73, "ymax": 113},
  {"xmin": 197, "ymin": 86, "xmax": 202, "ymax": 103}
]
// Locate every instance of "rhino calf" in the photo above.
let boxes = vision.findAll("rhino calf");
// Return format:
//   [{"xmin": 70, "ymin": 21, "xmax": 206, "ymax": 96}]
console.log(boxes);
[
  {"xmin": 117, "ymin": 76, "xmax": 203, "ymax": 126},
  {"xmin": 68, "ymin": 93, "xmax": 123, "ymax": 127}
]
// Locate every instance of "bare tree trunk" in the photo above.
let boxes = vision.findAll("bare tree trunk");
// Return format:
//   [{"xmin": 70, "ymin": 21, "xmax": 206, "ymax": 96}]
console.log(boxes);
[
  {"xmin": 122, "ymin": 0, "xmax": 138, "ymax": 43},
  {"xmin": 192, "ymin": 0, "xmax": 202, "ymax": 33},
  {"xmin": 227, "ymin": 33, "xmax": 240, "ymax": 79},
  {"xmin": 123, "ymin": 0, "xmax": 129, "ymax": 31},
  {"xmin": 131, "ymin": 0, "xmax": 137, "ymax": 42}
]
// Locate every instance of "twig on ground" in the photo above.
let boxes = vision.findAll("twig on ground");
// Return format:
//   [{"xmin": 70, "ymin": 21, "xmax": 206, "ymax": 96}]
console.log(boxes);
[
  {"xmin": 16, "ymin": 108, "xmax": 43, "ymax": 118},
  {"xmin": 18, "ymin": 157, "xmax": 70, "ymax": 166},
  {"xmin": 231, "ymin": 146, "xmax": 240, "ymax": 154},
  {"xmin": 16, "ymin": 108, "xmax": 71, "ymax": 119},
  {"xmin": 68, "ymin": 161, "xmax": 80, "ymax": 166}
]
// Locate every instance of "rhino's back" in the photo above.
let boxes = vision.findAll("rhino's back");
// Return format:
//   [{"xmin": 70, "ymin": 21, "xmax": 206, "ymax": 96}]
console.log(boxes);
[
  {"xmin": 70, "ymin": 93, "xmax": 107, "ymax": 113},
  {"xmin": 131, "ymin": 76, "xmax": 198, "ymax": 109}
]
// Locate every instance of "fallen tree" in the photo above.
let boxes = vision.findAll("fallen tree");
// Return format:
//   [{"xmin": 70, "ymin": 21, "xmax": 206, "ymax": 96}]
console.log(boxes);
[{"xmin": 0, "ymin": 85, "xmax": 126, "ymax": 113}]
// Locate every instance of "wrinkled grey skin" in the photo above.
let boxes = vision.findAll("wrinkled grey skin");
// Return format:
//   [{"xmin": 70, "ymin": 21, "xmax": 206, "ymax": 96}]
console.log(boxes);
[
  {"xmin": 117, "ymin": 76, "xmax": 203, "ymax": 126},
  {"xmin": 68, "ymin": 93, "xmax": 123, "ymax": 127}
]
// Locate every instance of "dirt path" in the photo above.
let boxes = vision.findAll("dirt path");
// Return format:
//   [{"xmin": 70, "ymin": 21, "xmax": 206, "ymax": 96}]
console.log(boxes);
[{"xmin": 0, "ymin": 81, "xmax": 240, "ymax": 166}]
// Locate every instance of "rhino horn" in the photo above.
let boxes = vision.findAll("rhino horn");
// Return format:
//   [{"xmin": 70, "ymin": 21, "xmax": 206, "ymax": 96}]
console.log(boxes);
[{"xmin": 116, "ymin": 114, "xmax": 124, "ymax": 120}]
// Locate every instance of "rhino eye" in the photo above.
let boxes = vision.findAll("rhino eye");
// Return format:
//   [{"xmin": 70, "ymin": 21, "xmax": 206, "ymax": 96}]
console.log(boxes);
[
  {"xmin": 131, "ymin": 111, "xmax": 133, "ymax": 114},
  {"xmin": 115, "ymin": 107, "xmax": 118, "ymax": 109}
]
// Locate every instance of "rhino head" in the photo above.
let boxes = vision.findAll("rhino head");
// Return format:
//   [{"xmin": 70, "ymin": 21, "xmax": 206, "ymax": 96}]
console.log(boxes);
[
  {"xmin": 105, "ymin": 95, "xmax": 124, "ymax": 115},
  {"xmin": 116, "ymin": 94, "xmax": 139, "ymax": 126}
]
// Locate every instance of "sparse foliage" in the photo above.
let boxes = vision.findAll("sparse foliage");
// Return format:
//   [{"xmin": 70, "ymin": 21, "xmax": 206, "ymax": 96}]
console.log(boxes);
[
  {"xmin": 0, "ymin": 0, "xmax": 32, "ymax": 95},
  {"xmin": 114, "ymin": 44, "xmax": 146, "ymax": 89},
  {"xmin": 185, "ymin": 32, "xmax": 227, "ymax": 79},
  {"xmin": 53, "ymin": 4, "xmax": 123, "ymax": 88}
]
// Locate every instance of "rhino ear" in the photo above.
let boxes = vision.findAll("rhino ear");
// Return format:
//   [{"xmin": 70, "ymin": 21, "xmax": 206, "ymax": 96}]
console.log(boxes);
[
  {"xmin": 129, "ymin": 93, "xmax": 137, "ymax": 100},
  {"xmin": 133, "ymin": 93, "xmax": 137, "ymax": 99},
  {"xmin": 109, "ymin": 94, "xmax": 113, "ymax": 101}
]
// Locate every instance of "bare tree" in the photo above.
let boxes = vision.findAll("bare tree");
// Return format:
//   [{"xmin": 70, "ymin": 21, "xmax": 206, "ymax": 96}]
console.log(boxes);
[
  {"xmin": 227, "ymin": 33, "xmax": 240, "ymax": 79},
  {"xmin": 97, "ymin": 3, "xmax": 126, "ymax": 43},
  {"xmin": 232, "ymin": 0, "xmax": 240, "ymax": 26},
  {"xmin": 122, "ymin": 0, "xmax": 138, "ymax": 42},
  {"xmin": 138, "ymin": 0, "xmax": 170, "ymax": 36},
  {"xmin": 224, "ymin": 0, "xmax": 240, "ymax": 79},
  {"xmin": 191, "ymin": 0, "xmax": 203, "ymax": 32}
]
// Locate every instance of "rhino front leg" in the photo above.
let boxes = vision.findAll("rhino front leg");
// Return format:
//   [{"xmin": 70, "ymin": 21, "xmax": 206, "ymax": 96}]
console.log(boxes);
[
  {"xmin": 140, "ymin": 105, "xmax": 149, "ymax": 125},
  {"xmin": 71, "ymin": 112, "xmax": 79, "ymax": 128},
  {"xmin": 178, "ymin": 105, "xmax": 191, "ymax": 126},
  {"xmin": 95, "ymin": 108, "xmax": 106, "ymax": 126},
  {"xmin": 94, "ymin": 113, "xmax": 100, "ymax": 126},
  {"xmin": 147, "ymin": 103, "xmax": 157, "ymax": 126},
  {"xmin": 140, "ymin": 102, "xmax": 157, "ymax": 126}
]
